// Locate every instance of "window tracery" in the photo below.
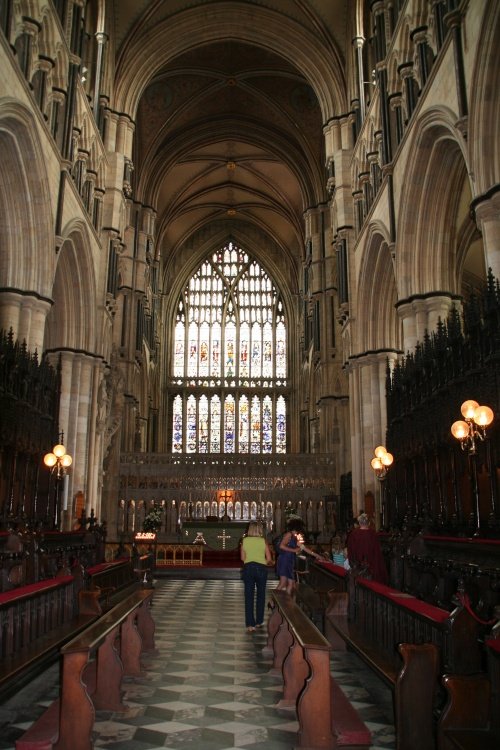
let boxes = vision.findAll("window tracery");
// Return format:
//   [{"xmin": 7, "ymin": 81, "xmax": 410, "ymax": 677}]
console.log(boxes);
[{"xmin": 170, "ymin": 241, "xmax": 287, "ymax": 453}]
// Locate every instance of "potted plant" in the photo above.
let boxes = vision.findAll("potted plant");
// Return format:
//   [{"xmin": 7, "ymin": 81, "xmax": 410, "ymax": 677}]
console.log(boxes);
[{"xmin": 142, "ymin": 506, "xmax": 163, "ymax": 533}]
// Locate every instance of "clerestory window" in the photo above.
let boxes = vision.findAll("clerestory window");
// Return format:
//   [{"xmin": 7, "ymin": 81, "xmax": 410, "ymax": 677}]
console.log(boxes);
[{"xmin": 170, "ymin": 241, "xmax": 287, "ymax": 453}]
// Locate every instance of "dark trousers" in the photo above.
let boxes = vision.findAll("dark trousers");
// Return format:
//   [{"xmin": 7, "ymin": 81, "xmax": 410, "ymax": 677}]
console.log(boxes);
[{"xmin": 242, "ymin": 562, "xmax": 268, "ymax": 627}]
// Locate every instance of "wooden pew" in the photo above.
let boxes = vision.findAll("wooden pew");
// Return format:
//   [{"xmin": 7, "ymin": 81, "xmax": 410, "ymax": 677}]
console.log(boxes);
[
  {"xmin": 265, "ymin": 590, "xmax": 371, "ymax": 749},
  {"xmin": 0, "ymin": 576, "xmax": 100, "ymax": 701},
  {"xmin": 0, "ymin": 529, "xmax": 103, "ymax": 592},
  {"xmin": 437, "ymin": 638, "xmax": 500, "ymax": 750},
  {"xmin": 326, "ymin": 577, "xmax": 481, "ymax": 678},
  {"xmin": 324, "ymin": 577, "xmax": 483, "ymax": 749},
  {"xmin": 84, "ymin": 557, "xmax": 139, "ymax": 600},
  {"xmin": 294, "ymin": 561, "xmax": 348, "ymax": 633},
  {"xmin": 15, "ymin": 587, "xmax": 155, "ymax": 750},
  {"xmin": 307, "ymin": 560, "xmax": 349, "ymax": 595},
  {"xmin": 395, "ymin": 534, "xmax": 500, "ymax": 616}
]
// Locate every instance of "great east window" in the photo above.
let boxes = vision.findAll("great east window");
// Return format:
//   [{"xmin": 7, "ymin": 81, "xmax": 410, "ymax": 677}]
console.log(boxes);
[{"xmin": 170, "ymin": 242, "xmax": 287, "ymax": 453}]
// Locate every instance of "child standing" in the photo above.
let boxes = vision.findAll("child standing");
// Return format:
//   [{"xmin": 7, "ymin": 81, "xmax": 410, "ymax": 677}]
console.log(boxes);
[{"xmin": 275, "ymin": 518, "xmax": 322, "ymax": 594}]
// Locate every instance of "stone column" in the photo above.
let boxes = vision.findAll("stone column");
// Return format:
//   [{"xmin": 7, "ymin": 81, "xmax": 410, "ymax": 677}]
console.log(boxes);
[
  {"xmin": 398, "ymin": 294, "xmax": 457, "ymax": 352},
  {"xmin": 413, "ymin": 299, "xmax": 429, "ymax": 344},
  {"xmin": 348, "ymin": 362, "xmax": 363, "ymax": 515},
  {"xmin": 0, "ymin": 291, "xmax": 23, "ymax": 340},
  {"xmin": 349, "ymin": 351, "xmax": 399, "ymax": 520},
  {"xmin": 54, "ymin": 351, "xmax": 98, "ymax": 527},
  {"xmin": 474, "ymin": 192, "xmax": 500, "ymax": 281},
  {"xmin": 0, "ymin": 290, "xmax": 52, "ymax": 352},
  {"xmin": 411, "ymin": 27, "xmax": 430, "ymax": 87},
  {"xmin": 388, "ymin": 92, "xmax": 404, "ymax": 145},
  {"xmin": 425, "ymin": 295, "xmax": 456, "ymax": 336},
  {"xmin": 353, "ymin": 35, "xmax": 366, "ymax": 122},
  {"xmin": 396, "ymin": 299, "xmax": 418, "ymax": 353}
]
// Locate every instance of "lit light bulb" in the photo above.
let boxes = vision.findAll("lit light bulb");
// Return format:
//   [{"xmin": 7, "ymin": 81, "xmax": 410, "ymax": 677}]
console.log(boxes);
[
  {"xmin": 44, "ymin": 453, "xmax": 57, "ymax": 467},
  {"xmin": 374, "ymin": 445, "xmax": 387, "ymax": 459},
  {"xmin": 381, "ymin": 452, "xmax": 393, "ymax": 467},
  {"xmin": 451, "ymin": 420, "xmax": 469, "ymax": 440},
  {"xmin": 473, "ymin": 405, "xmax": 494, "ymax": 427},
  {"xmin": 53, "ymin": 444, "xmax": 66, "ymax": 458},
  {"xmin": 61, "ymin": 454, "xmax": 73, "ymax": 468},
  {"xmin": 461, "ymin": 400, "xmax": 479, "ymax": 420},
  {"xmin": 371, "ymin": 457, "xmax": 383, "ymax": 471}
]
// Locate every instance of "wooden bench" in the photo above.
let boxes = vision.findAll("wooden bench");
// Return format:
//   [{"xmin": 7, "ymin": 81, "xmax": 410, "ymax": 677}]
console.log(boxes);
[
  {"xmin": 308, "ymin": 560, "xmax": 349, "ymax": 595},
  {"xmin": 265, "ymin": 590, "xmax": 371, "ymax": 749},
  {"xmin": 0, "ymin": 576, "xmax": 101, "ymax": 702},
  {"xmin": 15, "ymin": 587, "xmax": 155, "ymax": 750},
  {"xmin": 294, "ymin": 561, "xmax": 349, "ymax": 633},
  {"xmin": 324, "ymin": 577, "xmax": 484, "ymax": 749},
  {"xmin": 85, "ymin": 557, "xmax": 139, "ymax": 601},
  {"xmin": 326, "ymin": 577, "xmax": 482, "ymax": 676},
  {"xmin": 296, "ymin": 581, "xmax": 327, "ymax": 632},
  {"xmin": 437, "ymin": 638, "xmax": 500, "ymax": 750}
]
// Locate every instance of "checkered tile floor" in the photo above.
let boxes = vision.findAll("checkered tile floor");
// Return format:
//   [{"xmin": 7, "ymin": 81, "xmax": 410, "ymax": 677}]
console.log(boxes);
[{"xmin": 1, "ymin": 579, "xmax": 395, "ymax": 749}]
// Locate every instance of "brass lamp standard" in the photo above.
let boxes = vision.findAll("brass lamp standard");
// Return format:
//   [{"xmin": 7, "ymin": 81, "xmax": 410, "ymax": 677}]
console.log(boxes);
[
  {"xmin": 450, "ymin": 400, "xmax": 494, "ymax": 536},
  {"xmin": 44, "ymin": 436, "xmax": 73, "ymax": 528},
  {"xmin": 450, "ymin": 400, "xmax": 494, "ymax": 454},
  {"xmin": 370, "ymin": 445, "xmax": 394, "ymax": 480},
  {"xmin": 370, "ymin": 446, "xmax": 394, "ymax": 528},
  {"xmin": 43, "ymin": 441, "xmax": 73, "ymax": 477}
]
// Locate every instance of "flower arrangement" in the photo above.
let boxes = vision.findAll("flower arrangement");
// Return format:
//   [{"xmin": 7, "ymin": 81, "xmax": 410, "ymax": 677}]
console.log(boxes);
[
  {"xmin": 143, "ymin": 506, "xmax": 163, "ymax": 532},
  {"xmin": 284, "ymin": 504, "xmax": 302, "ymax": 522}
]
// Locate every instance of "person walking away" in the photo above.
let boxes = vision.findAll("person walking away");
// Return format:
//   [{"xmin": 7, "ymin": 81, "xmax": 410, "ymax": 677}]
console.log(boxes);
[{"xmin": 240, "ymin": 521, "xmax": 273, "ymax": 632}]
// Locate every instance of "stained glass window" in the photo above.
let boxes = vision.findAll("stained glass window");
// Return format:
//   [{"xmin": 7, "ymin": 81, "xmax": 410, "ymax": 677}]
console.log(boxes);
[
  {"xmin": 198, "ymin": 395, "xmax": 209, "ymax": 452},
  {"xmin": 170, "ymin": 241, "xmax": 287, "ymax": 453}
]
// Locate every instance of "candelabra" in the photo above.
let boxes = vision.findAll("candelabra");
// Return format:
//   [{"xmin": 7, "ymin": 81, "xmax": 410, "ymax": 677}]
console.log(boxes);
[
  {"xmin": 370, "ymin": 446, "xmax": 394, "ymax": 529},
  {"xmin": 451, "ymin": 400, "xmax": 495, "ymax": 536},
  {"xmin": 43, "ymin": 435, "xmax": 73, "ymax": 528},
  {"xmin": 44, "ymin": 437, "xmax": 73, "ymax": 477},
  {"xmin": 370, "ymin": 445, "xmax": 394, "ymax": 480},
  {"xmin": 450, "ymin": 400, "xmax": 494, "ymax": 454}
]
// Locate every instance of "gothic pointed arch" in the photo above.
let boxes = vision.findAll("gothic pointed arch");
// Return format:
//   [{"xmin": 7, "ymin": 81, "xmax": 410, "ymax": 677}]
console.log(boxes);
[
  {"xmin": 167, "ymin": 239, "xmax": 288, "ymax": 455},
  {"xmin": 0, "ymin": 100, "xmax": 54, "ymax": 295},
  {"xmin": 357, "ymin": 223, "xmax": 399, "ymax": 353},
  {"xmin": 114, "ymin": 4, "xmax": 346, "ymax": 122},
  {"xmin": 396, "ymin": 108, "xmax": 473, "ymax": 298},
  {"xmin": 44, "ymin": 224, "xmax": 98, "ymax": 353}
]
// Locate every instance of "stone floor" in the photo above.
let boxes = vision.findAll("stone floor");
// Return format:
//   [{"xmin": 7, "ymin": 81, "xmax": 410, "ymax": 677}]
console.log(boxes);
[{"xmin": 1, "ymin": 578, "xmax": 395, "ymax": 749}]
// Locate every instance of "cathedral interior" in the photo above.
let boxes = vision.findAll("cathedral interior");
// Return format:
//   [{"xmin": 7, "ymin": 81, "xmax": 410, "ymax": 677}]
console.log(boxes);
[
  {"xmin": 1, "ymin": 2, "xmax": 500, "ymax": 748},
  {"xmin": 1, "ymin": 0, "xmax": 499, "ymax": 544}
]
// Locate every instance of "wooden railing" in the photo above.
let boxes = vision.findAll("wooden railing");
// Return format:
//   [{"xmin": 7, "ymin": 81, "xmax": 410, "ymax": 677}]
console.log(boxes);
[
  {"xmin": 0, "ymin": 556, "xmax": 146, "ymax": 700},
  {"xmin": 155, "ymin": 544, "xmax": 203, "ymax": 566},
  {"xmin": 105, "ymin": 542, "xmax": 204, "ymax": 566},
  {"xmin": 0, "ymin": 575, "xmax": 102, "ymax": 702},
  {"xmin": 0, "ymin": 529, "xmax": 104, "ymax": 592}
]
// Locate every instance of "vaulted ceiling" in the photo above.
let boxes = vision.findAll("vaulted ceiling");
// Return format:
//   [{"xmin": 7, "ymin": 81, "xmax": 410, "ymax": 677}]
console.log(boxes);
[{"xmin": 111, "ymin": 1, "xmax": 349, "ymax": 277}]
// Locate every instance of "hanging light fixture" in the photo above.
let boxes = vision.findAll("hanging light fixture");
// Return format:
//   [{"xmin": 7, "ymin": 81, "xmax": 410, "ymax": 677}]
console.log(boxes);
[
  {"xmin": 451, "ymin": 400, "xmax": 494, "ymax": 454},
  {"xmin": 370, "ymin": 445, "xmax": 394, "ymax": 480},
  {"xmin": 44, "ymin": 435, "xmax": 73, "ymax": 479}
]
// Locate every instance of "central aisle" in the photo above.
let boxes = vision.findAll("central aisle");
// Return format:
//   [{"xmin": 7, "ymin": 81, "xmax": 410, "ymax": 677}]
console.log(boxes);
[
  {"xmin": 96, "ymin": 578, "xmax": 300, "ymax": 748},
  {"xmin": 4, "ymin": 579, "xmax": 395, "ymax": 749}
]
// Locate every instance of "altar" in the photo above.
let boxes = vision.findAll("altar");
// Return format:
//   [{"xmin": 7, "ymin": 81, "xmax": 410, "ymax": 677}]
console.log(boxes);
[{"xmin": 181, "ymin": 521, "xmax": 249, "ymax": 550}]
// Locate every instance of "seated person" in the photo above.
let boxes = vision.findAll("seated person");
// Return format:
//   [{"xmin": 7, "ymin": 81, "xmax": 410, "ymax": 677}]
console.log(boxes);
[{"xmin": 331, "ymin": 536, "xmax": 346, "ymax": 566}]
